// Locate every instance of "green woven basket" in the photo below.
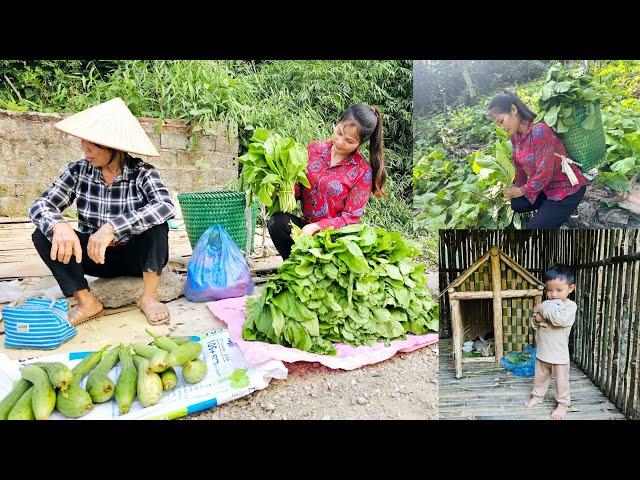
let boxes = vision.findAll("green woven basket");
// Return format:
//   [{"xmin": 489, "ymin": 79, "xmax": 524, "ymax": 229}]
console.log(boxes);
[
  {"xmin": 177, "ymin": 191, "xmax": 259, "ymax": 252},
  {"xmin": 559, "ymin": 100, "xmax": 607, "ymax": 172}
]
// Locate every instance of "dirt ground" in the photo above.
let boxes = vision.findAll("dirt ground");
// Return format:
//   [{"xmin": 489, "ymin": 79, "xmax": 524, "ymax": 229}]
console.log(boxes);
[{"xmin": 188, "ymin": 343, "xmax": 439, "ymax": 420}]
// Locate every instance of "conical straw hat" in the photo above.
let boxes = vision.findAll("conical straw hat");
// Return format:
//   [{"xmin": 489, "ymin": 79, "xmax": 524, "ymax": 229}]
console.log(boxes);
[{"xmin": 54, "ymin": 97, "xmax": 160, "ymax": 157}]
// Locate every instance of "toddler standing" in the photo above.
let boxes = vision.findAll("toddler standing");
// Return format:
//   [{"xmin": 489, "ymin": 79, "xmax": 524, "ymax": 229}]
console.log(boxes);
[{"xmin": 524, "ymin": 264, "xmax": 577, "ymax": 420}]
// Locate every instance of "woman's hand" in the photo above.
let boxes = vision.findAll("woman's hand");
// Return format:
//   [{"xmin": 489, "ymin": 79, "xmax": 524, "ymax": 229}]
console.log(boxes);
[
  {"xmin": 299, "ymin": 223, "xmax": 321, "ymax": 237},
  {"xmin": 87, "ymin": 223, "xmax": 115, "ymax": 264},
  {"xmin": 50, "ymin": 222, "xmax": 82, "ymax": 264},
  {"xmin": 502, "ymin": 186, "xmax": 523, "ymax": 199}
]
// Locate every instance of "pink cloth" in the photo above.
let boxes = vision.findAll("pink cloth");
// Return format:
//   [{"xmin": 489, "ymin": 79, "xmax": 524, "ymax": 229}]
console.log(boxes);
[{"xmin": 207, "ymin": 296, "xmax": 439, "ymax": 371}]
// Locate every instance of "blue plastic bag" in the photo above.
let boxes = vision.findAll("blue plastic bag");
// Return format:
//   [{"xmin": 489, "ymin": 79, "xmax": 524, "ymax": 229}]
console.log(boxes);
[
  {"xmin": 501, "ymin": 344, "xmax": 537, "ymax": 377},
  {"xmin": 185, "ymin": 225, "xmax": 254, "ymax": 302}
]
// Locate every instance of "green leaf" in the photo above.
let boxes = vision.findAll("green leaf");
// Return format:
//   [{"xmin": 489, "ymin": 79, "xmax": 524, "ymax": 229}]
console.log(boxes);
[
  {"xmin": 554, "ymin": 81, "xmax": 572, "ymax": 93},
  {"xmin": 238, "ymin": 128, "xmax": 310, "ymax": 214},
  {"xmin": 539, "ymin": 83, "xmax": 555, "ymax": 101},
  {"xmin": 543, "ymin": 105, "xmax": 560, "ymax": 127},
  {"xmin": 513, "ymin": 212, "xmax": 522, "ymax": 229},
  {"xmin": 610, "ymin": 157, "xmax": 636, "ymax": 175},
  {"xmin": 384, "ymin": 264, "xmax": 403, "ymax": 281},
  {"xmin": 555, "ymin": 118, "xmax": 568, "ymax": 134},
  {"xmin": 622, "ymin": 132, "xmax": 640, "ymax": 153},
  {"xmin": 596, "ymin": 171, "xmax": 632, "ymax": 192},
  {"xmin": 225, "ymin": 368, "xmax": 250, "ymax": 389},
  {"xmin": 269, "ymin": 304, "xmax": 285, "ymax": 339}
]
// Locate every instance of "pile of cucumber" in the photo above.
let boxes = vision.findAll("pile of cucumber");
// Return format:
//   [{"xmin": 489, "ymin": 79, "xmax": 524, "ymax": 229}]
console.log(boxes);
[{"xmin": 0, "ymin": 330, "xmax": 207, "ymax": 420}]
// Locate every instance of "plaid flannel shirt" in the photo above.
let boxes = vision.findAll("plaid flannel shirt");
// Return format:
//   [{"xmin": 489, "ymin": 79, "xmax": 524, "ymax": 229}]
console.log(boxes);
[{"xmin": 29, "ymin": 155, "xmax": 176, "ymax": 244}]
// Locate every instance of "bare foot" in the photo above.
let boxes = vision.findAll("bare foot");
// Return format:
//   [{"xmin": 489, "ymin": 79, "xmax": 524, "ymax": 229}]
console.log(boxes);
[
  {"xmin": 69, "ymin": 299, "xmax": 104, "ymax": 326},
  {"xmin": 139, "ymin": 297, "xmax": 170, "ymax": 325},
  {"xmin": 551, "ymin": 405, "xmax": 568, "ymax": 420},
  {"xmin": 524, "ymin": 396, "xmax": 544, "ymax": 409}
]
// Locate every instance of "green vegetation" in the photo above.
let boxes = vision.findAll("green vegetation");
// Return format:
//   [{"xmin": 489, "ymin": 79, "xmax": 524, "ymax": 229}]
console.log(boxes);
[
  {"xmin": 413, "ymin": 60, "xmax": 640, "ymax": 231},
  {"xmin": 1, "ymin": 60, "xmax": 414, "ymax": 237},
  {"xmin": 243, "ymin": 223, "xmax": 439, "ymax": 354}
]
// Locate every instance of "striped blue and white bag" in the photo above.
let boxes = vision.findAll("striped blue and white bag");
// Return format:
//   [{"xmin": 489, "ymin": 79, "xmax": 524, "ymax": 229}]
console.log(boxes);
[{"xmin": 2, "ymin": 294, "xmax": 77, "ymax": 350}]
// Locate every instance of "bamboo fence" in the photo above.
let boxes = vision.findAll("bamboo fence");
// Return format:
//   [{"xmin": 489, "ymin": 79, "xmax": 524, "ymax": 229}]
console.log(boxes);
[{"xmin": 439, "ymin": 229, "xmax": 640, "ymax": 419}]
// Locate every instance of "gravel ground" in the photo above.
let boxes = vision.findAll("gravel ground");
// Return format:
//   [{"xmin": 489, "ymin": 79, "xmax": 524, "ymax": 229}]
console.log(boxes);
[{"xmin": 187, "ymin": 343, "xmax": 438, "ymax": 420}]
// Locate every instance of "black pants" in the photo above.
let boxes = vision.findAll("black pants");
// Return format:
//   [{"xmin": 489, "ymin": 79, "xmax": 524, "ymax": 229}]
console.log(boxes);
[
  {"xmin": 267, "ymin": 212, "xmax": 307, "ymax": 260},
  {"xmin": 32, "ymin": 223, "xmax": 169, "ymax": 297},
  {"xmin": 511, "ymin": 185, "xmax": 586, "ymax": 229}
]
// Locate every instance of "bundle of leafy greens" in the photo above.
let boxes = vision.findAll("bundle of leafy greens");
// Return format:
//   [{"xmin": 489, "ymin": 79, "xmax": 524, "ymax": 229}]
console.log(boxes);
[
  {"xmin": 238, "ymin": 128, "xmax": 310, "ymax": 215},
  {"xmin": 505, "ymin": 350, "xmax": 533, "ymax": 365},
  {"xmin": 536, "ymin": 63, "xmax": 600, "ymax": 134},
  {"xmin": 471, "ymin": 134, "xmax": 515, "ymax": 188},
  {"xmin": 414, "ymin": 129, "xmax": 522, "ymax": 230},
  {"xmin": 242, "ymin": 224, "xmax": 439, "ymax": 354}
]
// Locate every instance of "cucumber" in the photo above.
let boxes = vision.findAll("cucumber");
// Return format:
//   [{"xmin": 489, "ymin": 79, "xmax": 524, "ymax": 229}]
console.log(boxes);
[
  {"xmin": 160, "ymin": 367, "xmax": 178, "ymax": 391},
  {"xmin": 0, "ymin": 379, "xmax": 32, "ymax": 420},
  {"xmin": 145, "ymin": 328, "xmax": 178, "ymax": 353},
  {"xmin": 31, "ymin": 362, "xmax": 74, "ymax": 391},
  {"xmin": 115, "ymin": 345, "xmax": 137, "ymax": 415},
  {"xmin": 132, "ymin": 343, "xmax": 169, "ymax": 373},
  {"xmin": 55, "ymin": 345, "xmax": 107, "ymax": 418},
  {"xmin": 182, "ymin": 359, "xmax": 207, "ymax": 384},
  {"xmin": 20, "ymin": 364, "xmax": 56, "ymax": 420},
  {"xmin": 7, "ymin": 386, "xmax": 35, "ymax": 420},
  {"xmin": 132, "ymin": 355, "xmax": 163, "ymax": 408},
  {"xmin": 167, "ymin": 342, "xmax": 202, "ymax": 367},
  {"xmin": 86, "ymin": 347, "xmax": 120, "ymax": 403}
]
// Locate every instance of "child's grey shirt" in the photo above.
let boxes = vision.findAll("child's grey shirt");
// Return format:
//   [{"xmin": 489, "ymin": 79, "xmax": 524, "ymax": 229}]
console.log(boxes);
[{"xmin": 530, "ymin": 299, "xmax": 577, "ymax": 365}]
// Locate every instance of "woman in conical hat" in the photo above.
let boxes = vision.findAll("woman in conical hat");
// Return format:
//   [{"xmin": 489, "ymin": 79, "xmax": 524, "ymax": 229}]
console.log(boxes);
[{"xmin": 29, "ymin": 98, "xmax": 176, "ymax": 326}]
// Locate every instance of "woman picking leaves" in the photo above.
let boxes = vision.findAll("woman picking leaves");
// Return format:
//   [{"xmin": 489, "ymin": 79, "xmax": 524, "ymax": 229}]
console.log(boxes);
[
  {"xmin": 268, "ymin": 104, "xmax": 386, "ymax": 260},
  {"xmin": 488, "ymin": 91, "xmax": 587, "ymax": 228}
]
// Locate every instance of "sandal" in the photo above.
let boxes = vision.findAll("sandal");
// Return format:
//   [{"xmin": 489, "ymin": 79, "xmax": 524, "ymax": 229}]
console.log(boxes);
[
  {"xmin": 68, "ymin": 305, "xmax": 105, "ymax": 327},
  {"xmin": 138, "ymin": 298, "xmax": 170, "ymax": 326}
]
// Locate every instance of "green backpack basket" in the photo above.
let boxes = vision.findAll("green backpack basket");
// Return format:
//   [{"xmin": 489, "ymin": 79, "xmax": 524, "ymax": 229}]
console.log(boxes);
[{"xmin": 558, "ymin": 100, "xmax": 607, "ymax": 172}]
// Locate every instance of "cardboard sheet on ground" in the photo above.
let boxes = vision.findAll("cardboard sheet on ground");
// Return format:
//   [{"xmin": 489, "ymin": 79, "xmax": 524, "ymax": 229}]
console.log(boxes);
[
  {"xmin": 0, "ymin": 328, "xmax": 287, "ymax": 420},
  {"xmin": 207, "ymin": 296, "xmax": 439, "ymax": 370}
]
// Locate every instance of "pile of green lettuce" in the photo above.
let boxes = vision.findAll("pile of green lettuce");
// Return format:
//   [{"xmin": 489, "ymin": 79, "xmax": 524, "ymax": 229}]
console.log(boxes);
[
  {"xmin": 242, "ymin": 224, "xmax": 439, "ymax": 355},
  {"xmin": 238, "ymin": 128, "xmax": 310, "ymax": 215}
]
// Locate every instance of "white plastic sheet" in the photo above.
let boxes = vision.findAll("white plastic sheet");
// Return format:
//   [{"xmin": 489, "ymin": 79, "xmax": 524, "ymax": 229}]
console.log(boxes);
[{"xmin": 0, "ymin": 328, "xmax": 287, "ymax": 420}]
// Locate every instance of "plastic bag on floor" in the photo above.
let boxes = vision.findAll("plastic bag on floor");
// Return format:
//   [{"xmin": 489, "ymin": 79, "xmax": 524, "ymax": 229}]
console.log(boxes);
[
  {"xmin": 185, "ymin": 225, "xmax": 254, "ymax": 302},
  {"xmin": 501, "ymin": 344, "xmax": 536, "ymax": 377},
  {"xmin": 0, "ymin": 280, "xmax": 21, "ymax": 303}
]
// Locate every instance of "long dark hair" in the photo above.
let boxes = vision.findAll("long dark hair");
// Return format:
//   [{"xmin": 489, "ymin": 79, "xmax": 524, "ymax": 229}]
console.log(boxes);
[
  {"xmin": 488, "ymin": 90, "xmax": 537, "ymax": 123},
  {"xmin": 338, "ymin": 103, "xmax": 387, "ymax": 197}
]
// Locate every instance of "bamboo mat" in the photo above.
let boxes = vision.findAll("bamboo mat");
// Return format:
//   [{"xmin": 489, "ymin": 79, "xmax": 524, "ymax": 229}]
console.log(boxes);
[{"xmin": 439, "ymin": 339, "xmax": 627, "ymax": 420}]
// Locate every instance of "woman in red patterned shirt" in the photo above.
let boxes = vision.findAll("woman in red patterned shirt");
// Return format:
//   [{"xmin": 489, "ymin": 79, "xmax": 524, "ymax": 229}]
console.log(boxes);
[
  {"xmin": 488, "ymin": 91, "xmax": 587, "ymax": 229},
  {"xmin": 267, "ymin": 104, "xmax": 387, "ymax": 260}
]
